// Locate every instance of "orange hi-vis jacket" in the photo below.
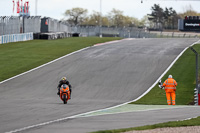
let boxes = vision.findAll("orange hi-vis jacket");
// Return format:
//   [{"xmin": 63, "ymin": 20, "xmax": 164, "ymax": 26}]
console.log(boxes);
[{"xmin": 162, "ymin": 78, "xmax": 177, "ymax": 93}]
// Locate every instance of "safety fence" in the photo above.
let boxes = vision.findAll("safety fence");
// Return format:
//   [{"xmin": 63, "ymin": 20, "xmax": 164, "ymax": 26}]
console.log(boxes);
[
  {"xmin": 1, "ymin": 16, "xmax": 199, "ymax": 41},
  {"xmin": 71, "ymin": 26, "xmax": 157, "ymax": 38},
  {"xmin": 0, "ymin": 32, "xmax": 33, "ymax": 44},
  {"xmin": 0, "ymin": 16, "xmax": 20, "ymax": 36},
  {"xmin": 41, "ymin": 17, "xmax": 71, "ymax": 33},
  {"xmin": 0, "ymin": 16, "xmax": 71, "ymax": 35},
  {"xmin": 0, "ymin": 16, "xmax": 72, "ymax": 42},
  {"xmin": 70, "ymin": 26, "xmax": 200, "ymax": 38},
  {"xmin": 150, "ymin": 31, "xmax": 200, "ymax": 38},
  {"xmin": 0, "ymin": 16, "xmax": 41, "ymax": 36},
  {"xmin": 24, "ymin": 16, "xmax": 41, "ymax": 33},
  {"xmin": 190, "ymin": 46, "xmax": 200, "ymax": 105}
]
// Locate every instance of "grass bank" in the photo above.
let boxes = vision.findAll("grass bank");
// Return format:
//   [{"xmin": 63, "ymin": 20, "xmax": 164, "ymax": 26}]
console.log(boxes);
[
  {"xmin": 0, "ymin": 37, "xmax": 122, "ymax": 82},
  {"xmin": 131, "ymin": 44, "xmax": 200, "ymax": 105}
]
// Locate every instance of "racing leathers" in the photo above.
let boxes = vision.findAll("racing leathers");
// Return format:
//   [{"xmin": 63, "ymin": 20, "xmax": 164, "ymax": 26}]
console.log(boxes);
[{"xmin": 57, "ymin": 79, "xmax": 72, "ymax": 98}]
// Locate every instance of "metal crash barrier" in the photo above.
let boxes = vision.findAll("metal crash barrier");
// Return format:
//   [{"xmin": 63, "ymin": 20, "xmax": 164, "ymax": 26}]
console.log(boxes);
[{"xmin": 0, "ymin": 32, "xmax": 33, "ymax": 44}]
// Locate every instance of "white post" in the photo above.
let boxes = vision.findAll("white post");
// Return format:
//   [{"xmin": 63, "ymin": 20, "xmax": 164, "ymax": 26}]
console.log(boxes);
[{"xmin": 99, "ymin": 0, "xmax": 102, "ymax": 38}]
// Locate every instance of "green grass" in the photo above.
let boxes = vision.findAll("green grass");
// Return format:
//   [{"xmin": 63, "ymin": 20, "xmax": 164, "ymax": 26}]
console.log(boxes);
[
  {"xmin": 0, "ymin": 37, "xmax": 122, "ymax": 82},
  {"xmin": 91, "ymin": 116, "xmax": 200, "ymax": 133},
  {"xmin": 131, "ymin": 44, "xmax": 200, "ymax": 105}
]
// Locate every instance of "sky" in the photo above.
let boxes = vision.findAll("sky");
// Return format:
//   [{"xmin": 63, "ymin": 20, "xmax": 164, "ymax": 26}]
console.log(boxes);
[{"xmin": 0, "ymin": 0, "xmax": 200, "ymax": 20}]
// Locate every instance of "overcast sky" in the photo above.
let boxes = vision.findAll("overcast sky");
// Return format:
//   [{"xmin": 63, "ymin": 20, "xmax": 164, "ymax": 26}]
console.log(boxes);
[{"xmin": 1, "ymin": 0, "xmax": 199, "ymax": 20}]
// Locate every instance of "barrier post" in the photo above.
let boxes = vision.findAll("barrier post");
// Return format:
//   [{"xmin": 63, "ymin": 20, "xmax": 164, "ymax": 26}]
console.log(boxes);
[
  {"xmin": 0, "ymin": 36, "xmax": 2, "ymax": 44},
  {"xmin": 190, "ymin": 47, "xmax": 200, "ymax": 105},
  {"xmin": 199, "ymin": 93, "xmax": 200, "ymax": 105}
]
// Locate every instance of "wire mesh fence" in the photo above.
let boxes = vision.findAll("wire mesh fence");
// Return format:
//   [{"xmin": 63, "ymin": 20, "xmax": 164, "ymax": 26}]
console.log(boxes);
[
  {"xmin": 0, "ymin": 16, "xmax": 20, "ymax": 36},
  {"xmin": 24, "ymin": 16, "xmax": 41, "ymax": 33},
  {"xmin": 70, "ymin": 26, "xmax": 200, "ymax": 38},
  {"xmin": 71, "ymin": 26, "xmax": 158, "ymax": 38},
  {"xmin": 41, "ymin": 17, "xmax": 71, "ymax": 33},
  {"xmin": 190, "ymin": 46, "xmax": 200, "ymax": 105},
  {"xmin": 1, "ymin": 16, "xmax": 200, "ymax": 39},
  {"xmin": 0, "ymin": 16, "xmax": 71, "ymax": 36},
  {"xmin": 149, "ymin": 31, "xmax": 200, "ymax": 38},
  {"xmin": 198, "ymin": 49, "xmax": 200, "ymax": 105}
]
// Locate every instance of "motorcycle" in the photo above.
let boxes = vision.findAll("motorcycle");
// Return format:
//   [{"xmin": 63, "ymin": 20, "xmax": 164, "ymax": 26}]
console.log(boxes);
[{"xmin": 59, "ymin": 84, "xmax": 70, "ymax": 104}]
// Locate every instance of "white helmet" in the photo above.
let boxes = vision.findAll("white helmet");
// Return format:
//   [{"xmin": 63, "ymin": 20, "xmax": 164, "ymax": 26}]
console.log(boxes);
[
  {"xmin": 62, "ymin": 77, "xmax": 66, "ymax": 80},
  {"xmin": 168, "ymin": 75, "xmax": 172, "ymax": 78}
]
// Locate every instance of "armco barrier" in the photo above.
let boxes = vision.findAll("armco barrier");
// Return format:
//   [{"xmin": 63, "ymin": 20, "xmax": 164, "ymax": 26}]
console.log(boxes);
[{"xmin": 0, "ymin": 33, "xmax": 33, "ymax": 44}]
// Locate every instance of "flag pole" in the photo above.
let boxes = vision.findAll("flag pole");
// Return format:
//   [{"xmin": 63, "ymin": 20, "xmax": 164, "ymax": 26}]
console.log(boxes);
[{"xmin": 35, "ymin": 0, "xmax": 38, "ymax": 16}]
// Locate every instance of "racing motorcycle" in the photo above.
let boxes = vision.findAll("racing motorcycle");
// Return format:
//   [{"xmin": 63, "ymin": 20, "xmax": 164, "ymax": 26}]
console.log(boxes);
[{"xmin": 59, "ymin": 84, "xmax": 70, "ymax": 104}]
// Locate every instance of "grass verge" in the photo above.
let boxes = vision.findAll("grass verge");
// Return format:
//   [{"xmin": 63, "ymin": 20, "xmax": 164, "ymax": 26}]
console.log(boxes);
[
  {"xmin": 0, "ymin": 37, "xmax": 122, "ymax": 82},
  {"xmin": 131, "ymin": 44, "xmax": 200, "ymax": 105},
  {"xmin": 91, "ymin": 116, "xmax": 200, "ymax": 133}
]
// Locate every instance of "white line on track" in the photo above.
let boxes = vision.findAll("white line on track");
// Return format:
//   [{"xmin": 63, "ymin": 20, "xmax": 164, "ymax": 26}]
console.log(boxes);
[
  {"xmin": 94, "ymin": 40, "xmax": 121, "ymax": 46},
  {"xmin": 4, "ymin": 39, "xmax": 200, "ymax": 133},
  {"xmin": 78, "ymin": 106, "xmax": 200, "ymax": 118}
]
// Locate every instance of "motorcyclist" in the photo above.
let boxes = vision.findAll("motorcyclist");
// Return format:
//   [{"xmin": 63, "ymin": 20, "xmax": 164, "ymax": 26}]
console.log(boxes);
[{"xmin": 57, "ymin": 77, "xmax": 72, "ymax": 99}]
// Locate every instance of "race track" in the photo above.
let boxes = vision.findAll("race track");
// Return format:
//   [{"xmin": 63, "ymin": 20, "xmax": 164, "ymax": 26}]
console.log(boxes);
[{"xmin": 0, "ymin": 38, "xmax": 199, "ymax": 133}]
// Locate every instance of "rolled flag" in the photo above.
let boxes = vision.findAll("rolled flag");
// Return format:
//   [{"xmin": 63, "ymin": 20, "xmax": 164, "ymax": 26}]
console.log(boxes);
[
  {"xmin": 26, "ymin": 1, "xmax": 29, "ymax": 13},
  {"xmin": 21, "ymin": 0, "xmax": 23, "ymax": 12},
  {"xmin": 13, "ymin": 0, "xmax": 15, "ymax": 13},
  {"xmin": 17, "ymin": 0, "xmax": 20, "ymax": 13}
]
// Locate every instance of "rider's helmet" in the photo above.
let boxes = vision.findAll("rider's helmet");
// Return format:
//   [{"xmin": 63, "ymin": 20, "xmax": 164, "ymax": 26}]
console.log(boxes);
[{"xmin": 62, "ymin": 77, "xmax": 66, "ymax": 81}]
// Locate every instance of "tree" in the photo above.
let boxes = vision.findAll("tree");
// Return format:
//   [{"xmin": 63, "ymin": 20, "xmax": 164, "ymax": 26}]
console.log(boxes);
[
  {"xmin": 163, "ymin": 7, "xmax": 170, "ymax": 29},
  {"xmin": 163, "ymin": 7, "xmax": 179, "ymax": 29},
  {"xmin": 140, "ymin": 15, "xmax": 153, "ymax": 28},
  {"xmin": 168, "ymin": 7, "xmax": 179, "ymax": 30},
  {"xmin": 81, "ymin": 11, "xmax": 109, "ymax": 26},
  {"xmin": 101, "ymin": 16, "xmax": 109, "ymax": 27},
  {"xmin": 64, "ymin": 7, "xmax": 88, "ymax": 26},
  {"xmin": 179, "ymin": 5, "xmax": 200, "ymax": 18},
  {"xmin": 148, "ymin": 4, "xmax": 164, "ymax": 30},
  {"xmin": 148, "ymin": 4, "xmax": 180, "ymax": 30},
  {"xmin": 62, "ymin": 7, "xmax": 159, "ymax": 28},
  {"xmin": 107, "ymin": 8, "xmax": 125, "ymax": 27},
  {"xmin": 123, "ymin": 16, "xmax": 140, "ymax": 27},
  {"xmin": 106, "ymin": 8, "xmax": 140, "ymax": 28},
  {"xmin": 84, "ymin": 11, "xmax": 100, "ymax": 26}
]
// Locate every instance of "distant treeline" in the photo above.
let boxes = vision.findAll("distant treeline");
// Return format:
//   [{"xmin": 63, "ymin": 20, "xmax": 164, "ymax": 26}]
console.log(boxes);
[{"xmin": 62, "ymin": 4, "xmax": 200, "ymax": 30}]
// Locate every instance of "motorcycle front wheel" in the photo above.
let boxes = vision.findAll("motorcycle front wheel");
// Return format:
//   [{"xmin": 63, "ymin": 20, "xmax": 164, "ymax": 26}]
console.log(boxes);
[{"xmin": 63, "ymin": 94, "xmax": 67, "ymax": 104}]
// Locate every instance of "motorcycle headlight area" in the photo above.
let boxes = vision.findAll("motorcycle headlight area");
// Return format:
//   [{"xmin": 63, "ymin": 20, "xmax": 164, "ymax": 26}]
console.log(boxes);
[{"xmin": 61, "ymin": 89, "xmax": 68, "ymax": 92}]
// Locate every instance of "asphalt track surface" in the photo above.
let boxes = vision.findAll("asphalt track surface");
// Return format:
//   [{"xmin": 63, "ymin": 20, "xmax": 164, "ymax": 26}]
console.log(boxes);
[{"xmin": 0, "ymin": 38, "xmax": 199, "ymax": 133}]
